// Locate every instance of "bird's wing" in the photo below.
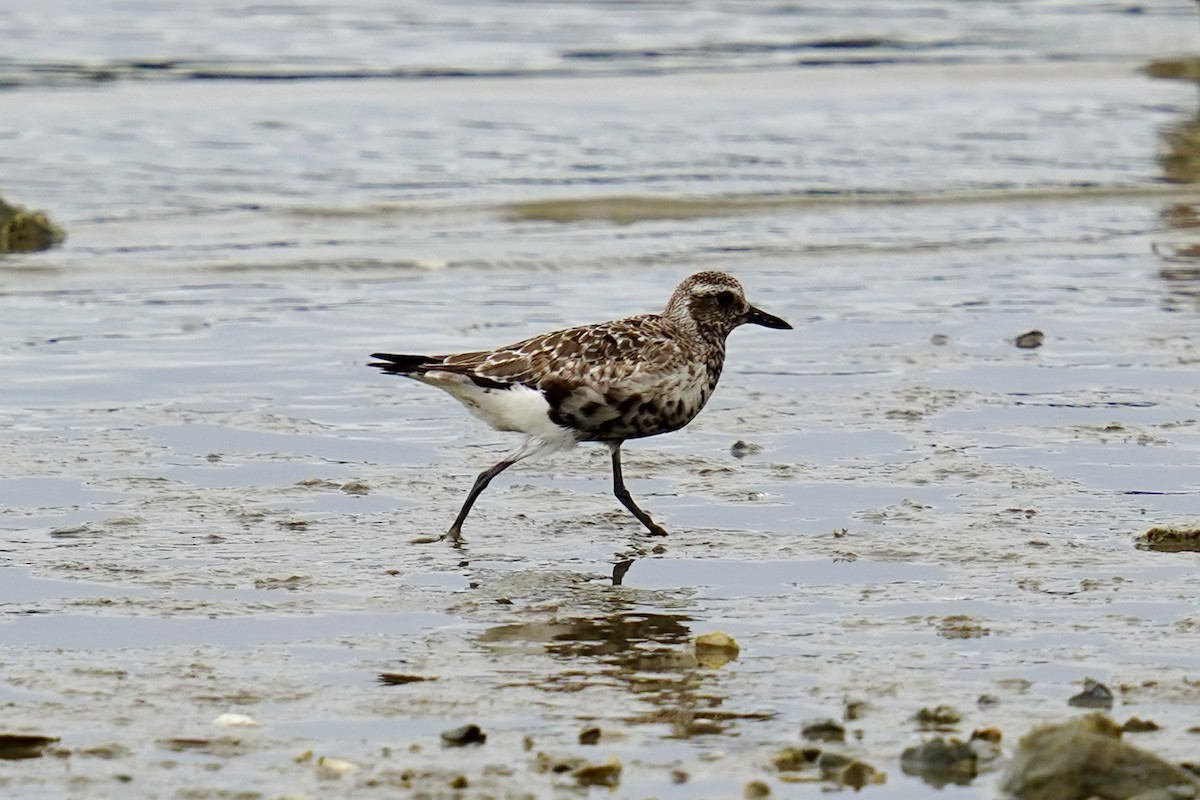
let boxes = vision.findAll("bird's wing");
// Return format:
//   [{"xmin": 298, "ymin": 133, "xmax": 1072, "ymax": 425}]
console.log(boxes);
[
  {"xmin": 439, "ymin": 315, "xmax": 681, "ymax": 387},
  {"xmin": 435, "ymin": 315, "xmax": 695, "ymax": 436}
]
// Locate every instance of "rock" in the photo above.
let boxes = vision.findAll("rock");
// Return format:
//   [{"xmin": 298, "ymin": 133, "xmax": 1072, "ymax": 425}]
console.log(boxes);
[
  {"xmin": 213, "ymin": 713, "xmax": 258, "ymax": 727},
  {"xmin": 1136, "ymin": 527, "xmax": 1200, "ymax": 553},
  {"xmin": 0, "ymin": 196, "xmax": 66, "ymax": 254},
  {"xmin": 1002, "ymin": 713, "xmax": 1200, "ymax": 800},
  {"xmin": 744, "ymin": 779, "xmax": 771, "ymax": 798},
  {"xmin": 535, "ymin": 751, "xmax": 586, "ymax": 774},
  {"xmin": 1068, "ymin": 678, "xmax": 1114, "ymax": 709},
  {"xmin": 0, "ymin": 734, "xmax": 59, "ymax": 760},
  {"xmin": 1014, "ymin": 330, "xmax": 1045, "ymax": 349},
  {"xmin": 801, "ymin": 719, "xmax": 846, "ymax": 743},
  {"xmin": 1123, "ymin": 717, "xmax": 1162, "ymax": 734},
  {"xmin": 915, "ymin": 705, "xmax": 962, "ymax": 730},
  {"xmin": 844, "ymin": 698, "xmax": 867, "ymax": 720},
  {"xmin": 938, "ymin": 614, "xmax": 990, "ymax": 639},
  {"xmin": 315, "ymin": 756, "xmax": 359, "ymax": 778},
  {"xmin": 969, "ymin": 727, "xmax": 1004, "ymax": 762},
  {"xmin": 574, "ymin": 758, "xmax": 621, "ymax": 788},
  {"xmin": 578, "ymin": 726, "xmax": 601, "ymax": 745},
  {"xmin": 440, "ymin": 724, "xmax": 486, "ymax": 747},
  {"xmin": 817, "ymin": 753, "xmax": 884, "ymax": 789},
  {"xmin": 901, "ymin": 737, "xmax": 978, "ymax": 787},
  {"xmin": 1126, "ymin": 787, "xmax": 1198, "ymax": 800},
  {"xmin": 730, "ymin": 440, "xmax": 763, "ymax": 459},
  {"xmin": 772, "ymin": 746, "xmax": 821, "ymax": 771},
  {"xmin": 695, "ymin": 631, "xmax": 740, "ymax": 668},
  {"xmin": 378, "ymin": 673, "xmax": 436, "ymax": 685}
]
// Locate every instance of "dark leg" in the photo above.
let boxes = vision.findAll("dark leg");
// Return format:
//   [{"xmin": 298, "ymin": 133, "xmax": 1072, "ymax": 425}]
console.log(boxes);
[
  {"xmin": 611, "ymin": 558, "xmax": 635, "ymax": 586},
  {"xmin": 445, "ymin": 459, "xmax": 516, "ymax": 542},
  {"xmin": 609, "ymin": 443, "xmax": 667, "ymax": 536}
]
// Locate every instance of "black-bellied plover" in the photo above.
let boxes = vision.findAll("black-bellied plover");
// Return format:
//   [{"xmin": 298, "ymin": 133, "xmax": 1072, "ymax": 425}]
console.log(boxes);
[{"xmin": 370, "ymin": 271, "xmax": 791, "ymax": 542}]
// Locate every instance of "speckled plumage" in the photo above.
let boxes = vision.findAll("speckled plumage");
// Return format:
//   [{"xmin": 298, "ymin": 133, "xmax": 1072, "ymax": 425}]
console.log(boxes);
[{"xmin": 370, "ymin": 271, "xmax": 791, "ymax": 541}]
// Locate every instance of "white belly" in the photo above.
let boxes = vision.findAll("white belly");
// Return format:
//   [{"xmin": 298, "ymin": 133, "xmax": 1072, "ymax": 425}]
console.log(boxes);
[{"xmin": 418, "ymin": 371, "xmax": 578, "ymax": 454}]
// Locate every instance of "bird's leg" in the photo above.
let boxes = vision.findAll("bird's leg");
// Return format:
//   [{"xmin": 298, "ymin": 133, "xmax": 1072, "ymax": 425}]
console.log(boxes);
[
  {"xmin": 608, "ymin": 443, "xmax": 668, "ymax": 536},
  {"xmin": 444, "ymin": 458, "xmax": 516, "ymax": 542}
]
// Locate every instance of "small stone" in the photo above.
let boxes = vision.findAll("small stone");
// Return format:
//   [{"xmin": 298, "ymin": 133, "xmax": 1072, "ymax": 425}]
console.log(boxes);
[
  {"xmin": 574, "ymin": 758, "xmax": 621, "ymax": 788},
  {"xmin": 1013, "ymin": 329, "xmax": 1044, "ymax": 349},
  {"xmin": 340, "ymin": 480, "xmax": 370, "ymax": 495},
  {"xmin": 930, "ymin": 333, "xmax": 950, "ymax": 346},
  {"xmin": 841, "ymin": 760, "xmax": 882, "ymax": 790},
  {"xmin": 0, "ymin": 734, "xmax": 59, "ymax": 760},
  {"xmin": 316, "ymin": 756, "xmax": 359, "ymax": 778},
  {"xmin": 915, "ymin": 705, "xmax": 962, "ymax": 730},
  {"xmin": 977, "ymin": 694, "xmax": 1000, "ymax": 707},
  {"xmin": 773, "ymin": 746, "xmax": 821, "ymax": 771},
  {"xmin": 744, "ymin": 779, "xmax": 771, "ymax": 798},
  {"xmin": 378, "ymin": 673, "xmax": 436, "ymax": 686},
  {"xmin": 579, "ymin": 726, "xmax": 601, "ymax": 745},
  {"xmin": 694, "ymin": 631, "xmax": 740, "ymax": 669},
  {"xmin": 448, "ymin": 775, "xmax": 468, "ymax": 790},
  {"xmin": 969, "ymin": 727, "xmax": 1004, "ymax": 762},
  {"xmin": 440, "ymin": 724, "xmax": 486, "ymax": 747},
  {"xmin": 1123, "ymin": 717, "xmax": 1162, "ymax": 733},
  {"xmin": 730, "ymin": 440, "xmax": 763, "ymax": 459},
  {"xmin": 844, "ymin": 698, "xmax": 867, "ymax": 720},
  {"xmin": 213, "ymin": 713, "xmax": 258, "ymax": 728},
  {"xmin": 801, "ymin": 719, "xmax": 846, "ymax": 743},
  {"xmin": 1068, "ymin": 678, "xmax": 1114, "ymax": 709},
  {"xmin": 536, "ymin": 751, "xmax": 585, "ymax": 774}
]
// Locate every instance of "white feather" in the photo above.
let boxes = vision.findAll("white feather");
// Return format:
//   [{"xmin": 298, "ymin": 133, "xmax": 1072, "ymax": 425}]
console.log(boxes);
[{"xmin": 416, "ymin": 370, "xmax": 578, "ymax": 459}]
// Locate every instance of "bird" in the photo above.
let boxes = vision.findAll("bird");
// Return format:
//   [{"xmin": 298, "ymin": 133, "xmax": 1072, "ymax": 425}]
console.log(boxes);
[{"xmin": 369, "ymin": 271, "xmax": 791, "ymax": 542}]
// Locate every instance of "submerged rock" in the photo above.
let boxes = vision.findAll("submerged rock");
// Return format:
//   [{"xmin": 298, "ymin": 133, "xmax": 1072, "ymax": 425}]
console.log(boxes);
[{"xmin": 1002, "ymin": 713, "xmax": 1200, "ymax": 800}]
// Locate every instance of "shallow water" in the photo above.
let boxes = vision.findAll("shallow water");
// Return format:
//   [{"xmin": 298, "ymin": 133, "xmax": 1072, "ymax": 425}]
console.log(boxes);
[{"xmin": 4, "ymin": 1, "xmax": 1200, "ymax": 798}]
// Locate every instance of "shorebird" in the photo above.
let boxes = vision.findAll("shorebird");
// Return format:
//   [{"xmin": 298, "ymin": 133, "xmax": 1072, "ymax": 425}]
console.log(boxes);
[{"xmin": 369, "ymin": 271, "xmax": 791, "ymax": 542}]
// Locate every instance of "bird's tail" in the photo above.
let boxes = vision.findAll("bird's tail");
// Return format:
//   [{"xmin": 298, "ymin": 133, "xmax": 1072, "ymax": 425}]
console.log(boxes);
[{"xmin": 368, "ymin": 352, "xmax": 441, "ymax": 375}]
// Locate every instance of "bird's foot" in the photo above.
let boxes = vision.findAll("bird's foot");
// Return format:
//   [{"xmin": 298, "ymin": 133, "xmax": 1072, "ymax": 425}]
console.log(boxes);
[
  {"xmin": 645, "ymin": 523, "xmax": 668, "ymax": 537},
  {"xmin": 409, "ymin": 528, "xmax": 465, "ymax": 545}
]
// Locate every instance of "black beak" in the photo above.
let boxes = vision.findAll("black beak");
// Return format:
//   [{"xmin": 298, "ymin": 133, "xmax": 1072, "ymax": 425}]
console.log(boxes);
[{"xmin": 744, "ymin": 305, "xmax": 793, "ymax": 330}]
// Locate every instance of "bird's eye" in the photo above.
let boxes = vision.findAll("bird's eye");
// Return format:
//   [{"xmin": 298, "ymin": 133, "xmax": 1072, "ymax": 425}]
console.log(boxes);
[{"xmin": 715, "ymin": 291, "xmax": 736, "ymax": 308}]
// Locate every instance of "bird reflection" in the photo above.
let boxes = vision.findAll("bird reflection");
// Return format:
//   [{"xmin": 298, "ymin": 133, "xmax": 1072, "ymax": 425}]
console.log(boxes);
[{"xmin": 478, "ymin": 601, "xmax": 761, "ymax": 738}]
